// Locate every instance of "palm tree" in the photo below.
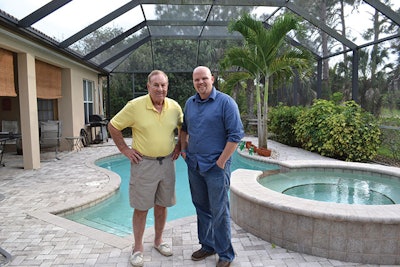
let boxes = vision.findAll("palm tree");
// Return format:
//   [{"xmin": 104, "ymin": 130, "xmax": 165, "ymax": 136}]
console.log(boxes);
[{"xmin": 220, "ymin": 13, "xmax": 313, "ymax": 149}]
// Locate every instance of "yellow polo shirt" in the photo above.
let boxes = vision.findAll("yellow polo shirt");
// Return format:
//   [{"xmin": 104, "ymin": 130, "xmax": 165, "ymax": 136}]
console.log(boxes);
[{"xmin": 110, "ymin": 94, "xmax": 183, "ymax": 157}]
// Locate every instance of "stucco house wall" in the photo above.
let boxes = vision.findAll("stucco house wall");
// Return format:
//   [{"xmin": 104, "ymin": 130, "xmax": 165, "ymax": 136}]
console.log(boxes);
[{"xmin": 0, "ymin": 27, "xmax": 104, "ymax": 169}]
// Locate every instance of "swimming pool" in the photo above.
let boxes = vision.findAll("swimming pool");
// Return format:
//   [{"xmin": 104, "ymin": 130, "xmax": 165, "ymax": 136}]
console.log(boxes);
[{"xmin": 64, "ymin": 151, "xmax": 279, "ymax": 236}]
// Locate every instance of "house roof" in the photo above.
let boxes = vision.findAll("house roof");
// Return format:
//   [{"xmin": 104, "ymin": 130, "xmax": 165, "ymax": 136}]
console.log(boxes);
[{"xmin": 0, "ymin": 0, "xmax": 399, "ymax": 74}]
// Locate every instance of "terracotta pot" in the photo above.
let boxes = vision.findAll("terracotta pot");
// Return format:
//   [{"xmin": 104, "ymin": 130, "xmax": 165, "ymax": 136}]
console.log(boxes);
[
  {"xmin": 250, "ymin": 145, "xmax": 258, "ymax": 153},
  {"xmin": 245, "ymin": 141, "xmax": 252, "ymax": 149},
  {"xmin": 257, "ymin": 147, "xmax": 271, "ymax": 157}
]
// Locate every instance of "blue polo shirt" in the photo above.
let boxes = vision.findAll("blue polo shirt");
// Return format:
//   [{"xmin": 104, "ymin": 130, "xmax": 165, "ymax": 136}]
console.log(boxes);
[{"xmin": 182, "ymin": 87, "xmax": 244, "ymax": 172}]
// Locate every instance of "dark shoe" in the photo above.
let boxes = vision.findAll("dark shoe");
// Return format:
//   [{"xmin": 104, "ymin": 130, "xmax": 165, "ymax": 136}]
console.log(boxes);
[
  {"xmin": 191, "ymin": 248, "xmax": 216, "ymax": 261},
  {"xmin": 216, "ymin": 260, "xmax": 231, "ymax": 267}
]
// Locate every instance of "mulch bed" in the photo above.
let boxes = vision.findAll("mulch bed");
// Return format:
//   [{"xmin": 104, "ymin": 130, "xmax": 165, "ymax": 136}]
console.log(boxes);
[{"xmin": 371, "ymin": 155, "xmax": 400, "ymax": 167}]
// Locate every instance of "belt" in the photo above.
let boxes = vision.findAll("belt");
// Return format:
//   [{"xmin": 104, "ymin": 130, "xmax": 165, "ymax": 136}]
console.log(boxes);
[{"xmin": 142, "ymin": 153, "xmax": 172, "ymax": 165}]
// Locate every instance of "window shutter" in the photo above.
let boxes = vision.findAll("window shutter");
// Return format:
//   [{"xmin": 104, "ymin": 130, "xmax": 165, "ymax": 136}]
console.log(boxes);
[
  {"xmin": 36, "ymin": 60, "xmax": 62, "ymax": 99},
  {"xmin": 0, "ymin": 48, "xmax": 17, "ymax": 97}
]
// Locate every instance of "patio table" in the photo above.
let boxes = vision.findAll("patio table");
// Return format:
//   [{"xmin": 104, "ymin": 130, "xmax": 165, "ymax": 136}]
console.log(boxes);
[{"xmin": 0, "ymin": 132, "xmax": 21, "ymax": 166}]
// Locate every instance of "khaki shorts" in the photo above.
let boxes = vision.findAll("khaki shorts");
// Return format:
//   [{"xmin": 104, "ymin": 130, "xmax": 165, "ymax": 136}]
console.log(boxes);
[{"xmin": 129, "ymin": 156, "xmax": 176, "ymax": 210}]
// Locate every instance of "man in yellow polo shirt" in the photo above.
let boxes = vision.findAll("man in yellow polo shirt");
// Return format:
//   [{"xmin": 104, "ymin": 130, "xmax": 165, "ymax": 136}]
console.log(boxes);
[{"xmin": 108, "ymin": 70, "xmax": 183, "ymax": 267}]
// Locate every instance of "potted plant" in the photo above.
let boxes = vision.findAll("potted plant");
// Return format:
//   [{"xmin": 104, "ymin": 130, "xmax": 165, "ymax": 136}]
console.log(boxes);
[
  {"xmin": 257, "ymin": 147, "xmax": 271, "ymax": 157},
  {"xmin": 245, "ymin": 141, "xmax": 252, "ymax": 149},
  {"xmin": 220, "ymin": 13, "xmax": 312, "ymax": 150}
]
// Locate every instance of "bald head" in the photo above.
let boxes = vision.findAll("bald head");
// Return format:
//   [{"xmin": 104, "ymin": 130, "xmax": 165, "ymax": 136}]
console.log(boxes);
[
  {"xmin": 193, "ymin": 66, "xmax": 211, "ymax": 76},
  {"xmin": 192, "ymin": 66, "xmax": 214, "ymax": 99}
]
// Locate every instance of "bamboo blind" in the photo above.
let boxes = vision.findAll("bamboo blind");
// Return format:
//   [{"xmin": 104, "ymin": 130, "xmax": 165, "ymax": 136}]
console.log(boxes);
[
  {"xmin": 0, "ymin": 48, "xmax": 17, "ymax": 97},
  {"xmin": 36, "ymin": 60, "xmax": 62, "ymax": 99}
]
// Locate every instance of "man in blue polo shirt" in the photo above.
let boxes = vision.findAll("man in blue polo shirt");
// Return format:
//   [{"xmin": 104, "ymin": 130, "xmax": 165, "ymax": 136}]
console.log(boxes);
[{"xmin": 180, "ymin": 66, "xmax": 244, "ymax": 267}]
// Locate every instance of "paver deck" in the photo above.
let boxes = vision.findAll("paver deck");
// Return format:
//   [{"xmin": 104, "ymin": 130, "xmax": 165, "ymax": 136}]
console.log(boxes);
[{"xmin": 0, "ymin": 138, "xmax": 386, "ymax": 266}]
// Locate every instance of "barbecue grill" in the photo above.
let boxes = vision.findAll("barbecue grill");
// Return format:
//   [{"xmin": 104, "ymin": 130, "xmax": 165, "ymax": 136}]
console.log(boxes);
[{"xmin": 88, "ymin": 114, "xmax": 108, "ymax": 144}]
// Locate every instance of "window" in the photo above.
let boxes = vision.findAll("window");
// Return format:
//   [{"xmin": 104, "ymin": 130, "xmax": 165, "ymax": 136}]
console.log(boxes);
[
  {"xmin": 83, "ymin": 79, "xmax": 94, "ymax": 124},
  {"xmin": 37, "ymin": 99, "xmax": 57, "ymax": 121}
]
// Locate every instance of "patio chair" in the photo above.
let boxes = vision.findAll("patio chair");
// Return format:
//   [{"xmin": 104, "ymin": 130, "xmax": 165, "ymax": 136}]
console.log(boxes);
[{"xmin": 39, "ymin": 120, "xmax": 62, "ymax": 159}]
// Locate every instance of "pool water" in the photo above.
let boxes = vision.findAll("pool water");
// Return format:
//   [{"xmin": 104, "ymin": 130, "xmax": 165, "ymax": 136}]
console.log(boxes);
[
  {"xmin": 65, "ymin": 151, "xmax": 279, "ymax": 236},
  {"xmin": 259, "ymin": 170, "xmax": 400, "ymax": 205}
]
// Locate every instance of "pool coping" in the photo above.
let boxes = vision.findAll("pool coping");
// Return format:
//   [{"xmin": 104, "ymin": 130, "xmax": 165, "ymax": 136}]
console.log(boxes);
[
  {"xmin": 231, "ymin": 162, "xmax": 400, "ymax": 224},
  {"xmin": 27, "ymin": 152, "xmax": 135, "ymax": 249},
  {"xmin": 234, "ymin": 150, "xmax": 400, "ymax": 223}
]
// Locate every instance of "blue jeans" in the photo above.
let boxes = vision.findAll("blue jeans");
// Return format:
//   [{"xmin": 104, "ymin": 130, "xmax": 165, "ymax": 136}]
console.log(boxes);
[{"xmin": 188, "ymin": 163, "xmax": 235, "ymax": 262}]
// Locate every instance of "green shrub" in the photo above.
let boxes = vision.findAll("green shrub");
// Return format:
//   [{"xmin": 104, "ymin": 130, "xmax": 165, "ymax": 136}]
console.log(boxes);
[
  {"xmin": 294, "ymin": 99, "xmax": 338, "ymax": 153},
  {"xmin": 268, "ymin": 104, "xmax": 303, "ymax": 147},
  {"xmin": 294, "ymin": 99, "xmax": 381, "ymax": 162}
]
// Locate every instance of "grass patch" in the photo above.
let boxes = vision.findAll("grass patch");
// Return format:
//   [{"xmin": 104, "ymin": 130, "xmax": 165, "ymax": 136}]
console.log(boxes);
[
  {"xmin": 377, "ymin": 146, "xmax": 394, "ymax": 158},
  {"xmin": 381, "ymin": 108, "xmax": 400, "ymax": 118}
]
